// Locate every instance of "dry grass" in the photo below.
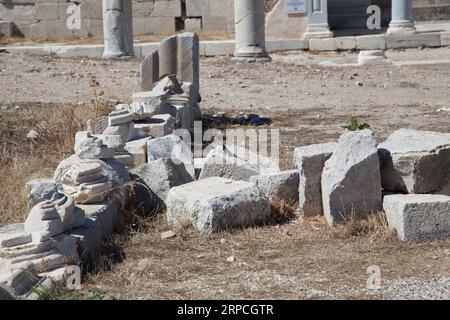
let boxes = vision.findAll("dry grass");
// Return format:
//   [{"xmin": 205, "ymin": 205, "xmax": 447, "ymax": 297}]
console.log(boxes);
[
  {"xmin": 66, "ymin": 209, "xmax": 449, "ymax": 300},
  {"xmin": 0, "ymin": 79, "xmax": 112, "ymax": 227}
]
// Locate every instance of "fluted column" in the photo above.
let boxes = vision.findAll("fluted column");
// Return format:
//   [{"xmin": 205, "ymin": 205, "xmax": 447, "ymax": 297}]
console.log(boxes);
[
  {"xmin": 387, "ymin": 0, "xmax": 416, "ymax": 35},
  {"xmin": 102, "ymin": 0, "xmax": 135, "ymax": 58},
  {"xmin": 234, "ymin": 0, "xmax": 270, "ymax": 61},
  {"xmin": 305, "ymin": 0, "xmax": 333, "ymax": 39}
]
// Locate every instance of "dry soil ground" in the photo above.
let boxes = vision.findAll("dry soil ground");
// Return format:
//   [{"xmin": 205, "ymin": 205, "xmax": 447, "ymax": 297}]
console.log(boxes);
[{"xmin": 0, "ymin": 47, "xmax": 450, "ymax": 299}]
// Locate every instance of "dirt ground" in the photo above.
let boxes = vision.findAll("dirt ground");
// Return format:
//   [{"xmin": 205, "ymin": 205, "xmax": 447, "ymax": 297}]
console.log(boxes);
[{"xmin": 0, "ymin": 47, "xmax": 450, "ymax": 299}]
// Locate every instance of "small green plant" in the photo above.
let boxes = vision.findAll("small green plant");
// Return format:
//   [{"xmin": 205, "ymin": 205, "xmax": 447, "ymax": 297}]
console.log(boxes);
[
  {"xmin": 31, "ymin": 284, "xmax": 59, "ymax": 300},
  {"xmin": 343, "ymin": 117, "xmax": 370, "ymax": 131},
  {"xmin": 86, "ymin": 292, "xmax": 106, "ymax": 300}
]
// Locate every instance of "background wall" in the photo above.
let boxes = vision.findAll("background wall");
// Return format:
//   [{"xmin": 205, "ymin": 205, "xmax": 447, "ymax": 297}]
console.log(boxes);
[{"xmin": 0, "ymin": 0, "xmax": 449, "ymax": 40}]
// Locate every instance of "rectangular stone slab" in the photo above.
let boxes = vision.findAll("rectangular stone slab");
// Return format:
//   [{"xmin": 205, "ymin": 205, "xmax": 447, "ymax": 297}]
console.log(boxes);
[
  {"xmin": 384, "ymin": 194, "xmax": 450, "ymax": 241},
  {"xmin": 293, "ymin": 142, "xmax": 336, "ymax": 217},
  {"xmin": 166, "ymin": 177, "xmax": 271, "ymax": 234},
  {"xmin": 378, "ymin": 129, "xmax": 450, "ymax": 194}
]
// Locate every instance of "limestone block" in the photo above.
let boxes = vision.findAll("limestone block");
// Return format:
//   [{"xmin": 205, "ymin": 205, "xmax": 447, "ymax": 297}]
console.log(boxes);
[
  {"xmin": 186, "ymin": 0, "xmax": 210, "ymax": 16},
  {"xmin": 185, "ymin": 18, "xmax": 202, "ymax": 32},
  {"xmin": 322, "ymin": 130, "xmax": 382, "ymax": 226},
  {"xmin": 386, "ymin": 32, "xmax": 441, "ymax": 49},
  {"xmin": 0, "ymin": 224, "xmax": 32, "ymax": 248},
  {"xmin": 199, "ymin": 145, "xmax": 280, "ymax": 181},
  {"xmin": 131, "ymin": 91, "xmax": 166, "ymax": 120},
  {"xmin": 356, "ymin": 35, "xmax": 386, "ymax": 50},
  {"xmin": 166, "ymin": 177, "xmax": 271, "ymax": 234},
  {"xmin": 132, "ymin": 159, "xmax": 194, "ymax": 202},
  {"xmin": 170, "ymin": 103, "xmax": 194, "ymax": 130},
  {"xmin": 74, "ymin": 132, "xmax": 115, "ymax": 159},
  {"xmin": 384, "ymin": 194, "xmax": 450, "ymax": 241},
  {"xmin": 134, "ymin": 114, "xmax": 176, "ymax": 139},
  {"xmin": 441, "ymin": 32, "xmax": 450, "ymax": 46},
  {"xmin": 159, "ymin": 35, "xmax": 178, "ymax": 78},
  {"xmin": 3, "ymin": 263, "xmax": 40, "ymax": 297},
  {"xmin": 309, "ymin": 37, "xmax": 356, "ymax": 51},
  {"xmin": 147, "ymin": 134, "xmax": 194, "ymax": 177},
  {"xmin": 61, "ymin": 162, "xmax": 113, "ymax": 204},
  {"xmin": 378, "ymin": 129, "xmax": 450, "ymax": 194},
  {"xmin": 140, "ymin": 49, "xmax": 159, "ymax": 91},
  {"xmin": 334, "ymin": 37, "xmax": 357, "ymax": 50},
  {"xmin": 358, "ymin": 50, "xmax": 391, "ymax": 65},
  {"xmin": 0, "ymin": 21, "xmax": 14, "ymax": 37},
  {"xmin": 54, "ymin": 156, "xmax": 130, "ymax": 209},
  {"xmin": 250, "ymin": 170, "xmax": 299, "ymax": 203},
  {"xmin": 204, "ymin": 40, "xmax": 235, "ymax": 57},
  {"xmin": 108, "ymin": 110, "xmax": 133, "ymax": 126},
  {"xmin": 125, "ymin": 136, "xmax": 151, "ymax": 168},
  {"xmin": 24, "ymin": 202, "xmax": 64, "ymax": 243},
  {"xmin": 129, "ymin": 173, "xmax": 166, "ymax": 213},
  {"xmin": 177, "ymin": 32, "xmax": 200, "ymax": 104},
  {"xmin": 70, "ymin": 198, "xmax": 119, "ymax": 256},
  {"xmin": 294, "ymin": 142, "xmax": 336, "ymax": 217},
  {"xmin": 153, "ymin": 74, "xmax": 184, "ymax": 95}
]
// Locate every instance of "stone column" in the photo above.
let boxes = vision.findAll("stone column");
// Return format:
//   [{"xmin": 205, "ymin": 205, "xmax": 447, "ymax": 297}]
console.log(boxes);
[
  {"xmin": 305, "ymin": 0, "xmax": 333, "ymax": 39},
  {"xmin": 102, "ymin": 0, "xmax": 135, "ymax": 58},
  {"xmin": 234, "ymin": 0, "xmax": 270, "ymax": 61},
  {"xmin": 387, "ymin": 0, "xmax": 416, "ymax": 35}
]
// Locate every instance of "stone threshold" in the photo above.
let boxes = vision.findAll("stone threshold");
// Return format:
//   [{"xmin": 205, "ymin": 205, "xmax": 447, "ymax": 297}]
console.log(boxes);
[{"xmin": 0, "ymin": 31, "xmax": 449, "ymax": 58}]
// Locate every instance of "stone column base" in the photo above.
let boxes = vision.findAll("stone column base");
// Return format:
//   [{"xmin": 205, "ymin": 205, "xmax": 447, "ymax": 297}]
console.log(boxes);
[
  {"xmin": 305, "ymin": 28, "xmax": 334, "ymax": 40},
  {"xmin": 233, "ymin": 47, "xmax": 271, "ymax": 62},
  {"xmin": 387, "ymin": 22, "xmax": 416, "ymax": 35}
]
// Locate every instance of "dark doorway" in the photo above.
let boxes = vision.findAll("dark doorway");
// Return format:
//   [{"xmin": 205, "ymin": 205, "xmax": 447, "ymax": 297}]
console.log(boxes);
[{"xmin": 328, "ymin": 0, "xmax": 391, "ymax": 36}]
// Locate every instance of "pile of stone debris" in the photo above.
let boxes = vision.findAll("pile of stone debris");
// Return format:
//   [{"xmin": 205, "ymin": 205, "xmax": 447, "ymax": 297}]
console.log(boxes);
[{"xmin": 1, "ymin": 32, "xmax": 449, "ymax": 300}]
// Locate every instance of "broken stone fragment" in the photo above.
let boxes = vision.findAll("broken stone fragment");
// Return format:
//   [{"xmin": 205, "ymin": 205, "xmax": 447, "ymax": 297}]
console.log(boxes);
[
  {"xmin": 24, "ymin": 201, "xmax": 64, "ymax": 243},
  {"xmin": 0, "ymin": 224, "xmax": 32, "ymax": 248},
  {"xmin": 61, "ymin": 162, "xmax": 113, "ymax": 204},
  {"xmin": 170, "ymin": 103, "xmax": 194, "ymax": 129},
  {"xmin": 71, "ymin": 197, "xmax": 119, "ymax": 256},
  {"xmin": 378, "ymin": 128, "xmax": 450, "ymax": 194},
  {"xmin": 322, "ymin": 129, "xmax": 382, "ymax": 226},
  {"xmin": 52, "ymin": 192, "xmax": 85, "ymax": 231},
  {"xmin": 250, "ymin": 170, "xmax": 299, "ymax": 203},
  {"xmin": 384, "ymin": 194, "xmax": 450, "ymax": 241},
  {"xmin": 147, "ymin": 134, "xmax": 195, "ymax": 177},
  {"xmin": 153, "ymin": 74, "xmax": 184, "ymax": 95},
  {"xmin": 133, "ymin": 114, "xmax": 176, "ymax": 138},
  {"xmin": 199, "ymin": 145, "xmax": 280, "ymax": 181},
  {"xmin": 124, "ymin": 136, "xmax": 151, "ymax": 168},
  {"xmin": 54, "ymin": 156, "xmax": 130, "ymax": 209},
  {"xmin": 140, "ymin": 49, "xmax": 159, "ymax": 91},
  {"xmin": 132, "ymin": 158, "xmax": 194, "ymax": 203},
  {"xmin": 159, "ymin": 35, "xmax": 178, "ymax": 78},
  {"xmin": 74, "ymin": 132, "xmax": 115, "ymax": 160},
  {"xmin": 131, "ymin": 91, "xmax": 166, "ymax": 120},
  {"xmin": 4, "ymin": 263, "xmax": 41, "ymax": 297},
  {"xmin": 103, "ymin": 110, "xmax": 134, "ymax": 142},
  {"xmin": 129, "ymin": 173, "xmax": 166, "ymax": 213},
  {"xmin": 166, "ymin": 177, "xmax": 271, "ymax": 234},
  {"xmin": 358, "ymin": 50, "xmax": 390, "ymax": 65},
  {"xmin": 293, "ymin": 142, "xmax": 337, "ymax": 217},
  {"xmin": 25, "ymin": 179, "xmax": 58, "ymax": 209},
  {"xmin": 108, "ymin": 109, "xmax": 133, "ymax": 126}
]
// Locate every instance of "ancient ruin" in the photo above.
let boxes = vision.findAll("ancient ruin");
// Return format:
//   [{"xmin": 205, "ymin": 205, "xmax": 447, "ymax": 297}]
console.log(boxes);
[{"xmin": 1, "ymin": 0, "xmax": 450, "ymax": 302}]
